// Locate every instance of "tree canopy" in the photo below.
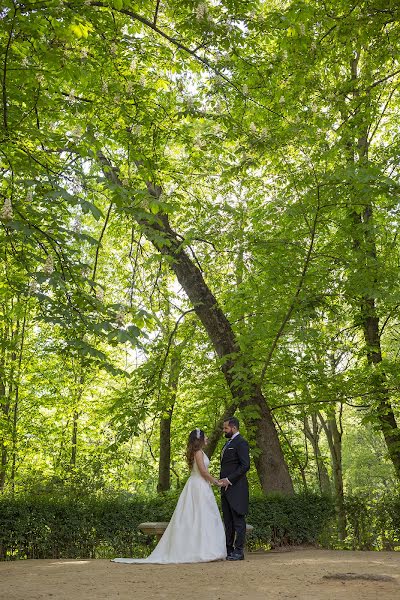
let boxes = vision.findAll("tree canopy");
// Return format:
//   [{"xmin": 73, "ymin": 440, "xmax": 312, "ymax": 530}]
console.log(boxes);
[{"xmin": 1, "ymin": 0, "xmax": 399, "ymax": 524}]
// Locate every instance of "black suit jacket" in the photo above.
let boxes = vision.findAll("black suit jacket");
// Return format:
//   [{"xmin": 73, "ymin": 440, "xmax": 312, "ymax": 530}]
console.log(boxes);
[{"xmin": 220, "ymin": 434, "xmax": 250, "ymax": 515}]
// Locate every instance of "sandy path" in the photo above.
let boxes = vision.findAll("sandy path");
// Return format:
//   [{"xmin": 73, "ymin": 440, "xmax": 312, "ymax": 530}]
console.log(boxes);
[{"xmin": 0, "ymin": 549, "xmax": 399, "ymax": 600}]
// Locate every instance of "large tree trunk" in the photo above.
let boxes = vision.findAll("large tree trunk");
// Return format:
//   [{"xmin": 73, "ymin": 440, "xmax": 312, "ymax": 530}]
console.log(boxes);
[
  {"xmin": 361, "ymin": 308, "xmax": 400, "ymax": 476},
  {"xmin": 350, "ymin": 174, "xmax": 400, "ymax": 479},
  {"xmin": 98, "ymin": 154, "xmax": 294, "ymax": 495},
  {"xmin": 346, "ymin": 54, "xmax": 400, "ymax": 478},
  {"xmin": 156, "ymin": 219, "xmax": 294, "ymax": 493}
]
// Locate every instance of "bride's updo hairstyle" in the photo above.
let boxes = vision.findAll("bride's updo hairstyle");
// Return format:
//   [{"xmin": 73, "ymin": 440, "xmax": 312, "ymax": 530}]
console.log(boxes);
[{"xmin": 186, "ymin": 428, "xmax": 205, "ymax": 469}]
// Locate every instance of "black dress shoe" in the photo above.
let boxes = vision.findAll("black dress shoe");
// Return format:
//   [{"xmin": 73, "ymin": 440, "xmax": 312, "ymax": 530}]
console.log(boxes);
[{"xmin": 226, "ymin": 551, "xmax": 244, "ymax": 561}]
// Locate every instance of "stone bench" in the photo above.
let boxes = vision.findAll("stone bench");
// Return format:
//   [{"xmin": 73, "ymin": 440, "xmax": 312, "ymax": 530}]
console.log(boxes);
[{"xmin": 139, "ymin": 522, "xmax": 254, "ymax": 542}]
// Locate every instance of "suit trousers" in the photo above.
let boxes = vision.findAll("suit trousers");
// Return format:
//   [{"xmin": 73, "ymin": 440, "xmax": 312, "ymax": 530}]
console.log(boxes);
[{"xmin": 221, "ymin": 492, "xmax": 246, "ymax": 554}]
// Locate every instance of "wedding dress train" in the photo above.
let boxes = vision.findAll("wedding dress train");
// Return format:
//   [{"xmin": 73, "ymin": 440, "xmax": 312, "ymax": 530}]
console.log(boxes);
[{"xmin": 112, "ymin": 452, "xmax": 226, "ymax": 564}]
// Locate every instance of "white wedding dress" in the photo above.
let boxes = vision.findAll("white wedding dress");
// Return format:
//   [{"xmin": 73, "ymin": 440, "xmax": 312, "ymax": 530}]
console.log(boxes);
[{"xmin": 112, "ymin": 452, "xmax": 226, "ymax": 564}]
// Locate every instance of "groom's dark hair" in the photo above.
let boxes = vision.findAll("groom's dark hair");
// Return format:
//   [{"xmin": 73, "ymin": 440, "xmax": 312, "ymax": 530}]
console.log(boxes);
[{"xmin": 225, "ymin": 416, "xmax": 239, "ymax": 429}]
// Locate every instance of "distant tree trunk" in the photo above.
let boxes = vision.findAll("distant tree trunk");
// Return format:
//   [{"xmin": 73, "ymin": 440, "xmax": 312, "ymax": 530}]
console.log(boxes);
[
  {"xmin": 0, "ymin": 442, "xmax": 6, "ymax": 492},
  {"xmin": 10, "ymin": 393, "xmax": 18, "ymax": 492},
  {"xmin": 70, "ymin": 375, "xmax": 84, "ymax": 468},
  {"xmin": 11, "ymin": 311, "xmax": 26, "ymax": 492},
  {"xmin": 157, "ymin": 406, "xmax": 173, "ymax": 493},
  {"xmin": 275, "ymin": 417, "xmax": 309, "ymax": 491},
  {"xmin": 0, "ymin": 315, "xmax": 9, "ymax": 492},
  {"xmin": 0, "ymin": 377, "xmax": 7, "ymax": 492},
  {"xmin": 99, "ymin": 154, "xmax": 294, "ymax": 495},
  {"xmin": 319, "ymin": 409, "xmax": 346, "ymax": 541},
  {"xmin": 304, "ymin": 414, "xmax": 331, "ymax": 495},
  {"xmin": 70, "ymin": 410, "xmax": 79, "ymax": 468},
  {"xmin": 157, "ymin": 346, "xmax": 182, "ymax": 493},
  {"xmin": 0, "ymin": 314, "xmax": 19, "ymax": 492}
]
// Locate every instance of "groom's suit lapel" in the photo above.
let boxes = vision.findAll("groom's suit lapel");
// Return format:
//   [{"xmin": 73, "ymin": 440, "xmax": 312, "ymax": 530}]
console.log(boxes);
[{"xmin": 221, "ymin": 434, "xmax": 241, "ymax": 461}]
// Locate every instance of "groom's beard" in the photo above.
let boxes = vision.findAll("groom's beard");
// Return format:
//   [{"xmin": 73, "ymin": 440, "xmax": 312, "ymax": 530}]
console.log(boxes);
[{"xmin": 224, "ymin": 432, "xmax": 233, "ymax": 438}]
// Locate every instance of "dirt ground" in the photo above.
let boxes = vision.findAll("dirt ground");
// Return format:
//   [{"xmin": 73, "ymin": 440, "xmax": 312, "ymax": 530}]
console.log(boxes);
[{"xmin": 0, "ymin": 549, "xmax": 399, "ymax": 600}]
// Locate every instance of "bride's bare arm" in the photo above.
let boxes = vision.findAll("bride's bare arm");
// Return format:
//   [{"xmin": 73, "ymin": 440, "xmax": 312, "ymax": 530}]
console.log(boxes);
[{"xmin": 194, "ymin": 451, "xmax": 219, "ymax": 485}]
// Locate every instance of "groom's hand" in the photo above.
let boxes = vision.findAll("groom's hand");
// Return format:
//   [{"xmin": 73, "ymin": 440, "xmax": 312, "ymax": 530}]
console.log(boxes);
[{"xmin": 218, "ymin": 478, "xmax": 231, "ymax": 490}]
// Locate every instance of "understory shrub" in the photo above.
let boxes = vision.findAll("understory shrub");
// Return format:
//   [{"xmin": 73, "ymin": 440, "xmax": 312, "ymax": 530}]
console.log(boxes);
[
  {"xmin": 342, "ymin": 495, "xmax": 400, "ymax": 551},
  {"xmin": 247, "ymin": 492, "xmax": 335, "ymax": 550},
  {"xmin": 1, "ymin": 491, "xmax": 398, "ymax": 559}
]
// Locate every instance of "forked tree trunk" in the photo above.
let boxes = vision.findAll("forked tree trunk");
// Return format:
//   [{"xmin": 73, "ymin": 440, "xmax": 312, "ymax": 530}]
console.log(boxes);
[
  {"xmin": 319, "ymin": 410, "xmax": 346, "ymax": 541},
  {"xmin": 98, "ymin": 154, "xmax": 294, "ymax": 495},
  {"xmin": 304, "ymin": 414, "xmax": 331, "ymax": 495}
]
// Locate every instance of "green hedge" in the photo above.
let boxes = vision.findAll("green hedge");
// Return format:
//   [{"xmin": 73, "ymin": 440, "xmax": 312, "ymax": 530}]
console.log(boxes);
[
  {"xmin": 2, "ymin": 491, "xmax": 398, "ymax": 559},
  {"xmin": 343, "ymin": 495, "xmax": 400, "ymax": 551},
  {"xmin": 247, "ymin": 493, "xmax": 335, "ymax": 549},
  {"xmin": 0, "ymin": 492, "xmax": 334, "ymax": 560},
  {"xmin": 0, "ymin": 491, "xmax": 181, "ymax": 560}
]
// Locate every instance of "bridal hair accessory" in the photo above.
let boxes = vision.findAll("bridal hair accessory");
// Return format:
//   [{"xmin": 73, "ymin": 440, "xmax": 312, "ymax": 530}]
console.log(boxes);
[{"xmin": 196, "ymin": 428, "xmax": 201, "ymax": 439}]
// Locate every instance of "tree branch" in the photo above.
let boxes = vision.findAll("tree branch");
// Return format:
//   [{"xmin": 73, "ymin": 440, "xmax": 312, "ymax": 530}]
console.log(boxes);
[{"xmin": 259, "ymin": 188, "xmax": 320, "ymax": 386}]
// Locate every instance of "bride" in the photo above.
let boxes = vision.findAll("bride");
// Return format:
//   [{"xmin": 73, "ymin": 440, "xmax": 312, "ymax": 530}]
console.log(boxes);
[{"xmin": 112, "ymin": 428, "xmax": 226, "ymax": 564}]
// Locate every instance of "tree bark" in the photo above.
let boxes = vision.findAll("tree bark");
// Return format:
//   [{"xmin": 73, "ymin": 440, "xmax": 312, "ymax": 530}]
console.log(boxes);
[
  {"xmin": 0, "ymin": 315, "xmax": 9, "ymax": 491},
  {"xmin": 98, "ymin": 153, "xmax": 294, "ymax": 495},
  {"xmin": 157, "ymin": 407, "xmax": 173, "ymax": 492},
  {"xmin": 11, "ymin": 310, "xmax": 26, "ymax": 492},
  {"xmin": 70, "ymin": 373, "xmax": 85, "ymax": 468},
  {"xmin": 70, "ymin": 410, "xmax": 79, "ymax": 468},
  {"xmin": 157, "ymin": 345, "xmax": 182, "ymax": 493},
  {"xmin": 0, "ymin": 314, "xmax": 18, "ymax": 492},
  {"xmin": 319, "ymin": 410, "xmax": 346, "ymax": 541},
  {"xmin": 346, "ymin": 53, "xmax": 400, "ymax": 478},
  {"xmin": 351, "ymin": 203, "xmax": 400, "ymax": 476},
  {"xmin": 0, "ymin": 377, "xmax": 7, "ymax": 492},
  {"xmin": 304, "ymin": 414, "xmax": 331, "ymax": 495}
]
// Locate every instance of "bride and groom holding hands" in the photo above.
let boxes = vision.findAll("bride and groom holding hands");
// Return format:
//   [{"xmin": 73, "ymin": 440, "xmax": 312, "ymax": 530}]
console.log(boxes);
[{"xmin": 113, "ymin": 416, "xmax": 250, "ymax": 564}]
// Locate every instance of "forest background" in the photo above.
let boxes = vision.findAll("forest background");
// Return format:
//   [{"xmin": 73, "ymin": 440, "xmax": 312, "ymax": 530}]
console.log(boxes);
[{"xmin": 1, "ymin": 0, "xmax": 399, "ymax": 558}]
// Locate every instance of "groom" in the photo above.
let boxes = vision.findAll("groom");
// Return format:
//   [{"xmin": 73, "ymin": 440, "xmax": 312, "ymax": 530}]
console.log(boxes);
[{"xmin": 219, "ymin": 417, "xmax": 250, "ymax": 561}]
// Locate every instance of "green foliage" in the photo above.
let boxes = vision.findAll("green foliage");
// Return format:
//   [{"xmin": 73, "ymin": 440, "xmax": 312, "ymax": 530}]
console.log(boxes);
[
  {"xmin": 342, "ymin": 495, "xmax": 400, "ymax": 551},
  {"xmin": 1, "ymin": 0, "xmax": 400, "ymax": 542},
  {"xmin": 247, "ymin": 493, "xmax": 335, "ymax": 549},
  {"xmin": 0, "ymin": 492, "xmax": 335, "ymax": 560},
  {"xmin": 0, "ymin": 493, "xmax": 150, "ymax": 560}
]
